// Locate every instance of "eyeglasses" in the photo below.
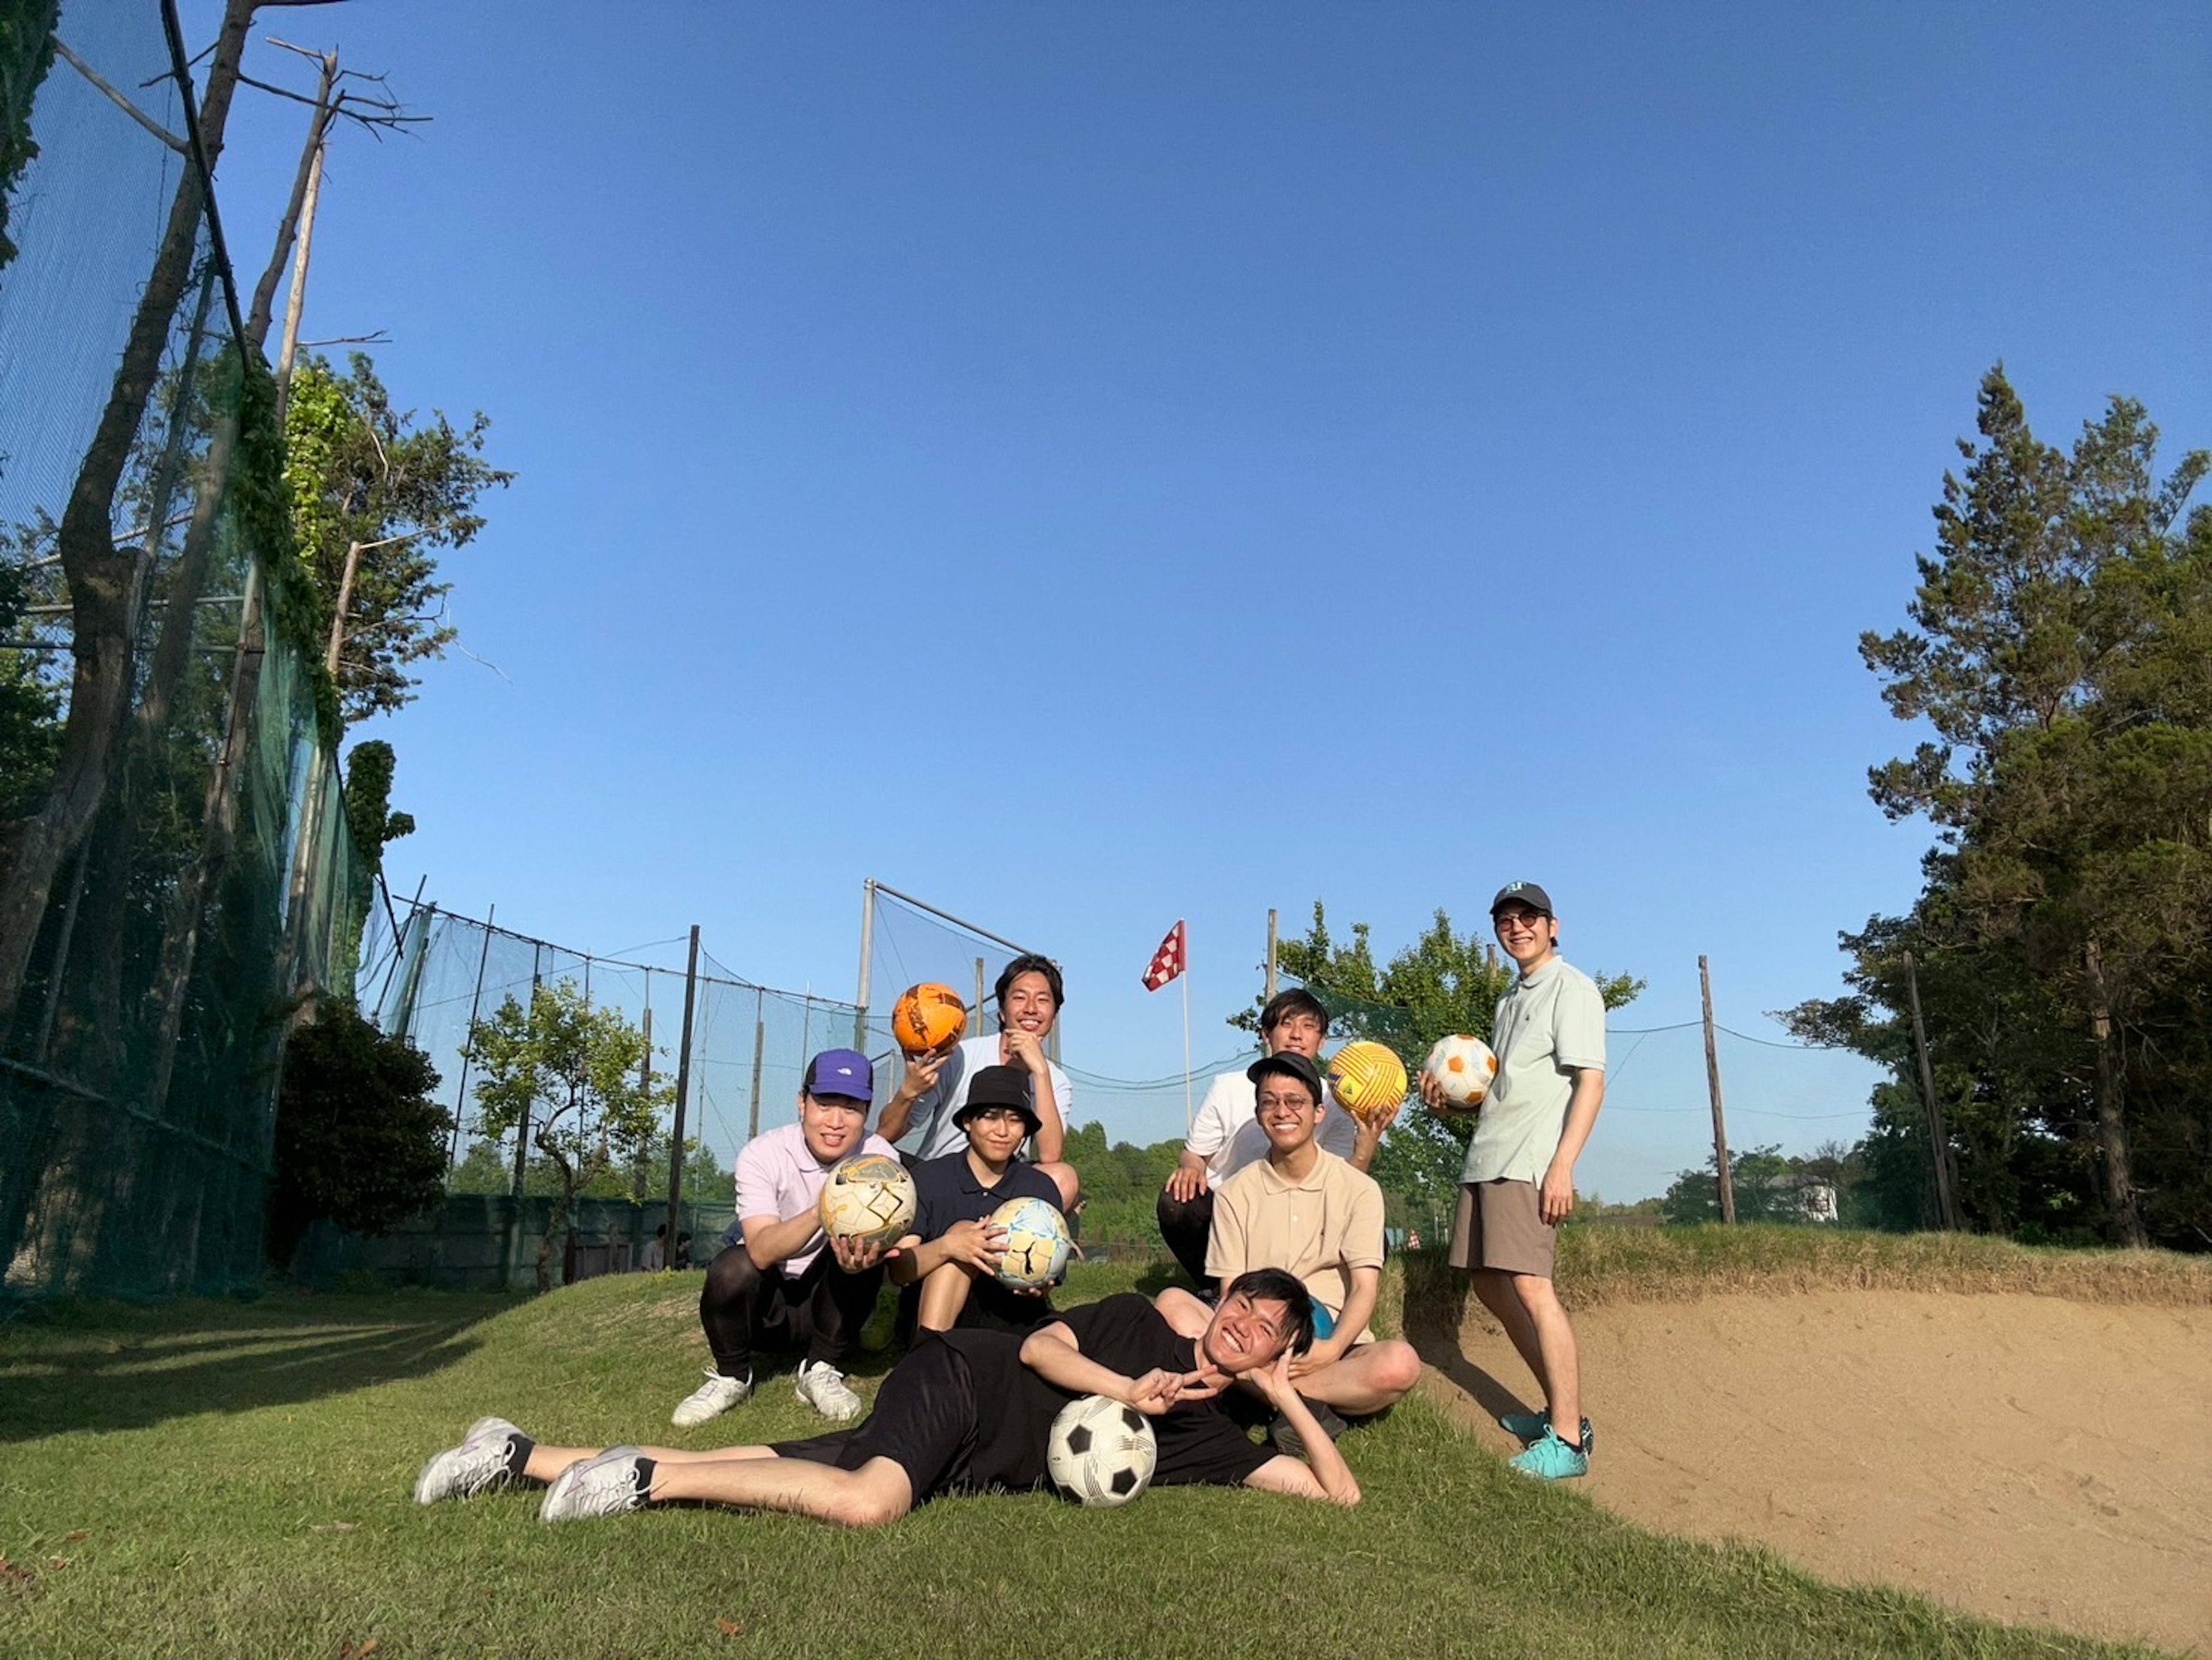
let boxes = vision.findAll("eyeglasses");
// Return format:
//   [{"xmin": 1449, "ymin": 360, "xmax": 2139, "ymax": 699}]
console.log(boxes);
[
  {"xmin": 1256, "ymin": 1092, "xmax": 1317, "ymax": 1111},
  {"xmin": 1495, "ymin": 912, "xmax": 1550, "ymax": 933}
]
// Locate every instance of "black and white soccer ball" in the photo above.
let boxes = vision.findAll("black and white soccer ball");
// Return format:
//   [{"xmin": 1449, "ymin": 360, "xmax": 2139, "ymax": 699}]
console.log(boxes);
[{"xmin": 1046, "ymin": 1394, "xmax": 1158, "ymax": 1508}]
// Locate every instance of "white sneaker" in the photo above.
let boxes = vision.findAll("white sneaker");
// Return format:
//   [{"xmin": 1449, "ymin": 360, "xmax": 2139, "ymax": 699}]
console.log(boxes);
[
  {"xmin": 670, "ymin": 1368, "xmax": 752, "ymax": 1428},
  {"xmin": 414, "ymin": 1415, "xmax": 529, "ymax": 1505},
  {"xmin": 794, "ymin": 1359, "xmax": 863, "ymax": 1423},
  {"xmin": 539, "ymin": 1447, "xmax": 652, "ymax": 1524}
]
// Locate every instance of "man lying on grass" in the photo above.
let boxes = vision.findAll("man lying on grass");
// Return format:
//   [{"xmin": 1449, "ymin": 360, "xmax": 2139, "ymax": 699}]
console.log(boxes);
[{"xmin": 414, "ymin": 1269, "xmax": 1361, "ymax": 1526}]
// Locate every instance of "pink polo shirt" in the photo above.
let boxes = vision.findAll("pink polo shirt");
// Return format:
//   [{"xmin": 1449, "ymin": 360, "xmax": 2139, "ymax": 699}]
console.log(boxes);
[{"xmin": 734, "ymin": 1122, "xmax": 898, "ymax": 1277}]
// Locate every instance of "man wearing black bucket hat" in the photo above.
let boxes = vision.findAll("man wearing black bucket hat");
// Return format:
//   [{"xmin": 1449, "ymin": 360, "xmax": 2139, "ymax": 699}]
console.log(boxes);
[
  {"xmin": 1419, "ymin": 880, "xmax": 1607, "ymax": 1481},
  {"xmin": 889, "ymin": 1065, "xmax": 1066, "ymax": 1336}
]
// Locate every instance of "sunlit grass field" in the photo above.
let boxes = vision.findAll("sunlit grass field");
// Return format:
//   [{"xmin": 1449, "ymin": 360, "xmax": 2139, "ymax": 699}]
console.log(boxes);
[{"xmin": 0, "ymin": 1258, "xmax": 2162, "ymax": 1659}]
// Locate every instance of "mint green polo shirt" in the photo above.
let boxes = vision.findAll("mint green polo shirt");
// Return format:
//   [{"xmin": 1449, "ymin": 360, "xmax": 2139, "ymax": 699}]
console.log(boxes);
[{"xmin": 1461, "ymin": 956, "xmax": 1607, "ymax": 1186}]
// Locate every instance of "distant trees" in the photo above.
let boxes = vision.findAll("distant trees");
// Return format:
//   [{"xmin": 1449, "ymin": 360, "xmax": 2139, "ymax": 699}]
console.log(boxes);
[
  {"xmin": 464, "ymin": 981, "xmax": 669, "ymax": 1291},
  {"xmin": 1790, "ymin": 368, "xmax": 2211, "ymax": 1250},
  {"xmin": 268, "ymin": 1000, "xmax": 449, "ymax": 1267}
]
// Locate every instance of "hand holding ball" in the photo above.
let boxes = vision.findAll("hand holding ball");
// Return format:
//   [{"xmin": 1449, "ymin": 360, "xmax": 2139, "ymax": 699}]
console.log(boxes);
[
  {"xmin": 818, "ymin": 1152, "xmax": 917, "ymax": 1250},
  {"xmin": 892, "ymin": 982, "xmax": 967, "ymax": 1054},
  {"xmin": 1325, "ymin": 1041, "xmax": 1410, "ymax": 1125},
  {"xmin": 1421, "ymin": 1034, "xmax": 1497, "ymax": 1116},
  {"xmin": 990, "ymin": 1196, "xmax": 1071, "ymax": 1289}
]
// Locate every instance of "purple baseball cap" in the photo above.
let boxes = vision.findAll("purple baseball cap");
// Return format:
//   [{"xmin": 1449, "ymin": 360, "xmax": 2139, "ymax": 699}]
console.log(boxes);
[{"xmin": 803, "ymin": 1048, "xmax": 875, "ymax": 1103}]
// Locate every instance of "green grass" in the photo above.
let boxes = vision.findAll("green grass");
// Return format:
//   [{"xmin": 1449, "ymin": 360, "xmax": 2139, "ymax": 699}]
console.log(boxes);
[{"xmin": 0, "ymin": 1264, "xmax": 2163, "ymax": 1660}]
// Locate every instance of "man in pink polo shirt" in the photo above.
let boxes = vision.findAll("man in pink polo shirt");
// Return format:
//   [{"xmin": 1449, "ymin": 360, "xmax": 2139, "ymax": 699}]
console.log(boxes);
[{"xmin": 670, "ymin": 1050, "xmax": 899, "ymax": 1430}]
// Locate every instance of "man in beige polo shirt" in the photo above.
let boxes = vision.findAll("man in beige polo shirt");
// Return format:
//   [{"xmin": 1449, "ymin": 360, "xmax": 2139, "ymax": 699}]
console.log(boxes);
[
  {"xmin": 1422, "ymin": 880, "xmax": 1606, "ymax": 1481},
  {"xmin": 1162, "ymin": 1051, "xmax": 1420, "ymax": 1446}
]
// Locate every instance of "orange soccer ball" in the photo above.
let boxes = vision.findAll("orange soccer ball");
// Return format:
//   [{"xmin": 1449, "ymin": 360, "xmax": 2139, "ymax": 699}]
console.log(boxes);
[{"xmin": 892, "ymin": 982, "xmax": 968, "ymax": 1054}]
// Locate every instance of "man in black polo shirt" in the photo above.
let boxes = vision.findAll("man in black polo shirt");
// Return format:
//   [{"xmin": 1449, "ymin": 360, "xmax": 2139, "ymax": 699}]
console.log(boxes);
[
  {"xmin": 413, "ymin": 1269, "xmax": 1362, "ymax": 1525},
  {"xmin": 891, "ymin": 1064, "xmax": 1064, "ymax": 1336}
]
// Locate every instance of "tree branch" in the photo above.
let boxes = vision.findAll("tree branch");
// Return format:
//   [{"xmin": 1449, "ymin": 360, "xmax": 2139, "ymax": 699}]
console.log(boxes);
[{"xmin": 54, "ymin": 38, "xmax": 188, "ymax": 153}]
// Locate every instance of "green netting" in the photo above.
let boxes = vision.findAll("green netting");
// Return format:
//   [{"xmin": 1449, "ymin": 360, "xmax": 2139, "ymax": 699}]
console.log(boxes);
[{"xmin": 0, "ymin": 2, "xmax": 369, "ymax": 1298}]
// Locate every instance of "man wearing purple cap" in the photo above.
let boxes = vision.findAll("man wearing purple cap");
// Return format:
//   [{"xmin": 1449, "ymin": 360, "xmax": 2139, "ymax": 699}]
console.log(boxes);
[{"xmin": 670, "ymin": 1049, "xmax": 900, "ymax": 1430}]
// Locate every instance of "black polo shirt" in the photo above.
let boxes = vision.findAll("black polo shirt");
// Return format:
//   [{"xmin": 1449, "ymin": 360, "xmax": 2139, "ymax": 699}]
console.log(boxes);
[{"xmin": 910, "ymin": 1149, "xmax": 1064, "ymax": 1332}]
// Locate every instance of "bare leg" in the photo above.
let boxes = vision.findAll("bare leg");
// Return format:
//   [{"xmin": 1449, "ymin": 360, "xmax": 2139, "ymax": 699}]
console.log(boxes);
[
  {"xmin": 1470, "ymin": 1268, "xmax": 1549, "ymax": 1400},
  {"xmin": 524, "ymin": 1442, "xmax": 778, "ymax": 1483},
  {"xmin": 1290, "ymin": 1340, "xmax": 1423, "ymax": 1416},
  {"xmin": 1036, "ymin": 1160, "xmax": 1080, "ymax": 1212},
  {"xmin": 1152, "ymin": 1285, "xmax": 1210, "ymax": 1340},
  {"xmin": 1509, "ymin": 1273, "xmax": 1581, "ymax": 1439},
  {"xmin": 915, "ymin": 1261, "xmax": 980, "ymax": 1333},
  {"xmin": 652, "ymin": 1453, "xmax": 914, "ymax": 1529}
]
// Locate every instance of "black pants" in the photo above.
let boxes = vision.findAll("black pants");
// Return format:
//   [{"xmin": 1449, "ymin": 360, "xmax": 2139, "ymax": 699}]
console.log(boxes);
[
  {"xmin": 698, "ymin": 1244, "xmax": 884, "ymax": 1379},
  {"xmin": 771, "ymin": 1334, "xmax": 979, "ymax": 1502},
  {"xmin": 1155, "ymin": 1188, "xmax": 1216, "ymax": 1291}
]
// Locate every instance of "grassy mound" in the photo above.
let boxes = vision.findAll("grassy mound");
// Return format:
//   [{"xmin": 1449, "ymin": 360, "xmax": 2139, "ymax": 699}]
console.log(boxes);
[{"xmin": 0, "ymin": 1264, "xmax": 2161, "ymax": 1658}]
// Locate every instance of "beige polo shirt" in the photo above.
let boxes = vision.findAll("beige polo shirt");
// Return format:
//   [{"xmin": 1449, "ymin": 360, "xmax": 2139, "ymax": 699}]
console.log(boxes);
[
  {"xmin": 1462, "ymin": 955, "xmax": 1607, "ymax": 1186},
  {"xmin": 1206, "ymin": 1147, "xmax": 1385, "ymax": 1342}
]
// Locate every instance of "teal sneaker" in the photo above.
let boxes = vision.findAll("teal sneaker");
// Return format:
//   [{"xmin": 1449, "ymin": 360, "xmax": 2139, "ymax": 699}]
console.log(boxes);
[
  {"xmin": 1509, "ymin": 1428, "xmax": 1589, "ymax": 1481},
  {"xmin": 1499, "ymin": 1409, "xmax": 1594, "ymax": 1454}
]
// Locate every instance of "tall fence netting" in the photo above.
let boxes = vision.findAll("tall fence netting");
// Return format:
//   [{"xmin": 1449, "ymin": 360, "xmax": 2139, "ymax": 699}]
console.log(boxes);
[{"xmin": 0, "ymin": 3, "xmax": 369, "ymax": 1298}]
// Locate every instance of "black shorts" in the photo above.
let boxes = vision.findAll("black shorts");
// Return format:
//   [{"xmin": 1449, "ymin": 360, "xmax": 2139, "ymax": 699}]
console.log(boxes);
[{"xmin": 768, "ymin": 1335, "xmax": 978, "ymax": 1503}]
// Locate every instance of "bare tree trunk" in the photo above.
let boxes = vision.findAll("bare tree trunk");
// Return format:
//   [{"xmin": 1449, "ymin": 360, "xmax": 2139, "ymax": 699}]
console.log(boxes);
[
  {"xmin": 0, "ymin": 0, "xmax": 258, "ymax": 1038},
  {"xmin": 2084, "ymin": 937, "xmax": 2148, "ymax": 1249}
]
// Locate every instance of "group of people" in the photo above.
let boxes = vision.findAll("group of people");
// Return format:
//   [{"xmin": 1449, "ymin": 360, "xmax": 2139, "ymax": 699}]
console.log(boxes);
[{"xmin": 414, "ymin": 882, "xmax": 1608, "ymax": 1525}]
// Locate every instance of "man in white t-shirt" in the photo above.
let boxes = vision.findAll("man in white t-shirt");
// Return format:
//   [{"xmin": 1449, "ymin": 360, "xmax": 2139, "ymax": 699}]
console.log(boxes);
[
  {"xmin": 1420, "ymin": 881, "xmax": 1606, "ymax": 1481},
  {"xmin": 1155, "ymin": 988, "xmax": 1389, "ymax": 1288},
  {"xmin": 877, "ymin": 954, "xmax": 1079, "ymax": 1210}
]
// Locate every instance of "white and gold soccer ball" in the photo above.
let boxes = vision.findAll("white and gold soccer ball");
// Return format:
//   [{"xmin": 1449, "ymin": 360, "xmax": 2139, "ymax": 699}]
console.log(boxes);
[
  {"xmin": 817, "ymin": 1152, "xmax": 917, "ymax": 1249},
  {"xmin": 1422, "ymin": 1034, "xmax": 1498, "ymax": 1116},
  {"xmin": 989, "ymin": 1196, "xmax": 1071, "ymax": 1290},
  {"xmin": 1047, "ymin": 1393, "xmax": 1158, "ymax": 1507}
]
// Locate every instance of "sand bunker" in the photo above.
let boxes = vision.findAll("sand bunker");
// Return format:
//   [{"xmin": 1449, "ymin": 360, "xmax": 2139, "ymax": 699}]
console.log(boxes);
[{"xmin": 1419, "ymin": 1288, "xmax": 2212, "ymax": 1654}]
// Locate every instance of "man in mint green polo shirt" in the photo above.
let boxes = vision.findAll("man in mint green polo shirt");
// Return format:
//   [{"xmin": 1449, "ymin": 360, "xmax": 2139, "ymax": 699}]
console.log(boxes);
[{"xmin": 1421, "ymin": 880, "xmax": 1606, "ymax": 1480}]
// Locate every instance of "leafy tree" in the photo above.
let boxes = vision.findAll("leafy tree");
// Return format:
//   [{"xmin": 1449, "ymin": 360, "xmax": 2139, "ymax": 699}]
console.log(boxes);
[
  {"xmin": 1243, "ymin": 903, "xmax": 1643, "ymax": 1222},
  {"xmin": 1797, "ymin": 368, "xmax": 2212, "ymax": 1249},
  {"xmin": 268, "ymin": 1000, "xmax": 450, "ymax": 1268},
  {"xmin": 284, "ymin": 351, "xmax": 513, "ymax": 725},
  {"xmin": 0, "ymin": 555, "xmax": 58, "ymax": 848},
  {"xmin": 464, "ymin": 981, "xmax": 669, "ymax": 1291},
  {"xmin": 1661, "ymin": 1144, "xmax": 1816, "ymax": 1226}
]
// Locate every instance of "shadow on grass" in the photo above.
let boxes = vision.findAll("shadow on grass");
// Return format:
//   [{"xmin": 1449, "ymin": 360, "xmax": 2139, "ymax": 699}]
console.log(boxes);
[
  {"xmin": 1399, "ymin": 1256, "xmax": 1534, "ymax": 1427},
  {"xmin": 0, "ymin": 1292, "xmax": 512, "ymax": 1442}
]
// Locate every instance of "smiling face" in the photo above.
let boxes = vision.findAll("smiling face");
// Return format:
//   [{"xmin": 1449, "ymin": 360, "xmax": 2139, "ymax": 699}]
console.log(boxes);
[
  {"xmin": 1200, "ymin": 1289, "xmax": 1297, "ymax": 1375},
  {"xmin": 1493, "ymin": 903, "xmax": 1559, "ymax": 971},
  {"xmin": 961, "ymin": 1105, "xmax": 1030, "ymax": 1166},
  {"xmin": 1253, "ymin": 1071, "xmax": 1324, "ymax": 1155},
  {"xmin": 1263, "ymin": 1006, "xmax": 1327, "ymax": 1061},
  {"xmin": 999, "ymin": 969, "xmax": 1059, "ymax": 1041},
  {"xmin": 798, "ymin": 1091, "xmax": 869, "ymax": 1164}
]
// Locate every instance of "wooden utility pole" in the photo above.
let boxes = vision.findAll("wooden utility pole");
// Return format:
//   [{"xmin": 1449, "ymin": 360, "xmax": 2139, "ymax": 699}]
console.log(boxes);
[
  {"xmin": 665, "ymin": 925, "xmax": 701, "ymax": 1246},
  {"xmin": 1265, "ymin": 908, "xmax": 1278, "ymax": 1003},
  {"xmin": 1902, "ymin": 952, "xmax": 1961, "ymax": 1232},
  {"xmin": 747, "ymin": 989, "xmax": 766, "ymax": 1141},
  {"xmin": 1699, "ymin": 955, "xmax": 1737, "ymax": 1224}
]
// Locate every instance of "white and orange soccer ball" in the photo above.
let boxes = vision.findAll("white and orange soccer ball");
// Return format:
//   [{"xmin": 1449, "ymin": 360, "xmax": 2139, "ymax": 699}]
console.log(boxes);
[{"xmin": 1422, "ymin": 1034, "xmax": 1498, "ymax": 1116}]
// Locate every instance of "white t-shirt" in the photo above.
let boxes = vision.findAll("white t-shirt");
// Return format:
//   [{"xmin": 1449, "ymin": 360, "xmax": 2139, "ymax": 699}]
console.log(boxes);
[
  {"xmin": 1462, "ymin": 956, "xmax": 1607, "ymax": 1186},
  {"xmin": 900, "ymin": 1033, "xmax": 1074, "ymax": 1162},
  {"xmin": 1185, "ymin": 1065, "xmax": 1359, "ymax": 1186}
]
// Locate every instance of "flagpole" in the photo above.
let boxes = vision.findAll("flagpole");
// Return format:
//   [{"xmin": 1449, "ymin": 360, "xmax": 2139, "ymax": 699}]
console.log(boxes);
[{"xmin": 1180, "ymin": 951, "xmax": 1193, "ymax": 1137}]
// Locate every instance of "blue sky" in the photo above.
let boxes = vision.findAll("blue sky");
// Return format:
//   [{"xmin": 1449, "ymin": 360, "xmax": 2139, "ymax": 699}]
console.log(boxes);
[{"xmin": 180, "ymin": 1, "xmax": 2209, "ymax": 1197}]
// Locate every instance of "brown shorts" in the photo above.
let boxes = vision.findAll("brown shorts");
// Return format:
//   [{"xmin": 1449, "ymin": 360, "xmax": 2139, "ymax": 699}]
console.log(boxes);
[{"xmin": 1448, "ymin": 1179, "xmax": 1556, "ymax": 1278}]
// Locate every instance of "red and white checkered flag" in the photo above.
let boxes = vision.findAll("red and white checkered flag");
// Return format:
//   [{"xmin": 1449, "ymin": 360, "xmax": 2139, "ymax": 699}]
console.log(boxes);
[{"xmin": 1141, "ymin": 921, "xmax": 1187, "ymax": 992}]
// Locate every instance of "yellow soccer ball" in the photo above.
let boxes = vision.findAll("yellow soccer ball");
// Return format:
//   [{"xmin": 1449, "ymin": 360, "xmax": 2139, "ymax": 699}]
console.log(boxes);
[{"xmin": 1325, "ymin": 1041, "xmax": 1409, "ymax": 1125}]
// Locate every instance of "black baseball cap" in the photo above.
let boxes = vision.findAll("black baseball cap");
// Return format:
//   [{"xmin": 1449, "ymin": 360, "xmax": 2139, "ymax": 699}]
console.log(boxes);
[
  {"xmin": 953, "ymin": 1064, "xmax": 1042, "ymax": 1135},
  {"xmin": 1246, "ymin": 1051, "xmax": 1324, "ymax": 1105},
  {"xmin": 1490, "ymin": 881, "xmax": 1554, "ymax": 917}
]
